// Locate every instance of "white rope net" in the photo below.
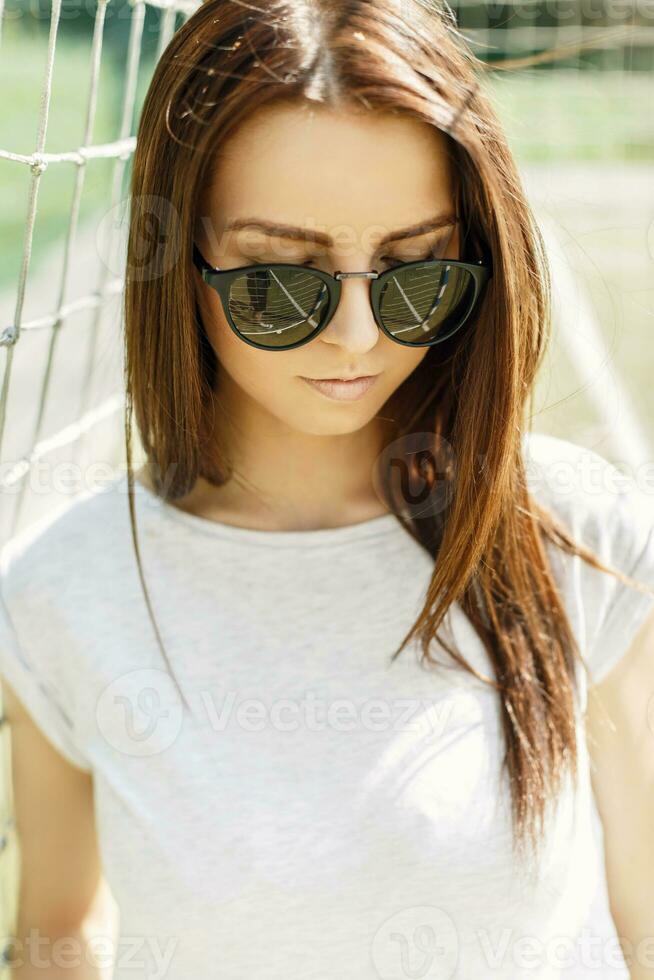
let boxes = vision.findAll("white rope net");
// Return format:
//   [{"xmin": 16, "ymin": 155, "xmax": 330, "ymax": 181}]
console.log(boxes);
[{"xmin": 0, "ymin": 0, "xmax": 201, "ymax": 549}]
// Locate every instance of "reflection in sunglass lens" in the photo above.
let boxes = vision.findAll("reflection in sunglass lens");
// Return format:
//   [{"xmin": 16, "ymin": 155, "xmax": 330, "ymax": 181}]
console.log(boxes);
[
  {"xmin": 228, "ymin": 267, "xmax": 330, "ymax": 348},
  {"xmin": 378, "ymin": 262, "xmax": 475, "ymax": 344},
  {"xmin": 224, "ymin": 261, "xmax": 478, "ymax": 350}
]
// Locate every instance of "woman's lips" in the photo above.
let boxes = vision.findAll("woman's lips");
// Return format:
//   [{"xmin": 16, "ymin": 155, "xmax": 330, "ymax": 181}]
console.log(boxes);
[{"xmin": 300, "ymin": 375, "xmax": 380, "ymax": 401}]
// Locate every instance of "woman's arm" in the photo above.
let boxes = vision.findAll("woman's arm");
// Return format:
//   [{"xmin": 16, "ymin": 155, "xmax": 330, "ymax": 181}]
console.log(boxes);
[
  {"xmin": 585, "ymin": 604, "xmax": 654, "ymax": 980},
  {"xmin": 2, "ymin": 678, "xmax": 110, "ymax": 979}
]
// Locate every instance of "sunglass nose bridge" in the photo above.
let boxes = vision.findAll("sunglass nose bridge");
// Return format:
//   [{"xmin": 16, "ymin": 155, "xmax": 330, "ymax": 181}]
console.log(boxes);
[{"xmin": 333, "ymin": 271, "xmax": 380, "ymax": 280}]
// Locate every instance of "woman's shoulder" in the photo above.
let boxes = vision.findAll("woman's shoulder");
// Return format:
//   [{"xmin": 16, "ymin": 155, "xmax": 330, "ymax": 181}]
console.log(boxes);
[
  {"xmin": 521, "ymin": 430, "xmax": 653, "ymax": 558},
  {"xmin": 0, "ymin": 477, "xmax": 136, "ymax": 773},
  {"xmin": 0, "ymin": 472, "xmax": 132, "ymax": 600},
  {"xmin": 521, "ymin": 430, "xmax": 654, "ymax": 687},
  {"xmin": 522, "ymin": 428, "xmax": 638, "ymax": 506}
]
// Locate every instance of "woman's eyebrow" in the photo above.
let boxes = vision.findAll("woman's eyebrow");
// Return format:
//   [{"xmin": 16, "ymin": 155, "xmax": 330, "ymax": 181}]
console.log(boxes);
[{"xmin": 223, "ymin": 213, "xmax": 458, "ymax": 247}]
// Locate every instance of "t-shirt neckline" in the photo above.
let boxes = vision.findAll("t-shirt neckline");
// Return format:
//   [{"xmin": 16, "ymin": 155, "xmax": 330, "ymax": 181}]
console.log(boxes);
[{"xmin": 125, "ymin": 472, "xmax": 402, "ymax": 548}]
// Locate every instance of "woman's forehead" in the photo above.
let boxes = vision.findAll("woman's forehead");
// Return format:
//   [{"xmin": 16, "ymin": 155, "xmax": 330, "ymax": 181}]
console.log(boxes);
[
  {"xmin": 211, "ymin": 100, "xmax": 451, "ymax": 183},
  {"xmin": 200, "ymin": 103, "xmax": 455, "ymax": 251}
]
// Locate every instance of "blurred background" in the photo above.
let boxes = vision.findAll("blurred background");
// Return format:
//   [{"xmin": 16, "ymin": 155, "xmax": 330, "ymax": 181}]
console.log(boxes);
[{"xmin": 1, "ymin": 0, "xmax": 653, "ymax": 974}]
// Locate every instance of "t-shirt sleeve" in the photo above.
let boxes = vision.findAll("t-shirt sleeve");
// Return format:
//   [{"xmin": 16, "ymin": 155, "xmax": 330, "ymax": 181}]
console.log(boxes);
[
  {"xmin": 524, "ymin": 433, "xmax": 654, "ymax": 688},
  {"xmin": 0, "ymin": 550, "xmax": 92, "ymax": 774},
  {"xmin": 580, "ymin": 499, "xmax": 654, "ymax": 686}
]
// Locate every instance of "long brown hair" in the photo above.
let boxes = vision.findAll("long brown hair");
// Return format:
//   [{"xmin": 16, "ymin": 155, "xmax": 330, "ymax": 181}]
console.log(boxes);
[{"xmin": 123, "ymin": 0, "xmax": 653, "ymax": 861}]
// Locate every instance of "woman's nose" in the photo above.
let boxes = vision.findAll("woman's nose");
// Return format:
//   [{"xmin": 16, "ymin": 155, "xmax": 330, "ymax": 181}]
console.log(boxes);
[{"xmin": 319, "ymin": 273, "xmax": 380, "ymax": 354}]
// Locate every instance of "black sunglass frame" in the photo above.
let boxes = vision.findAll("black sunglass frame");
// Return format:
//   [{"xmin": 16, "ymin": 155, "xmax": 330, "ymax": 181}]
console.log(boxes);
[{"xmin": 192, "ymin": 242, "xmax": 493, "ymax": 352}]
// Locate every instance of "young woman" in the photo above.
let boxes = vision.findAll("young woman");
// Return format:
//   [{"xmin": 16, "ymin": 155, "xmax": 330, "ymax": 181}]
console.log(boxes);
[{"xmin": 2, "ymin": 1, "xmax": 653, "ymax": 978}]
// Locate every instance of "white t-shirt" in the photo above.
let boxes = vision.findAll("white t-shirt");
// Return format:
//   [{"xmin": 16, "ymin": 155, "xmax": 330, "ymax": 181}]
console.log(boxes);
[{"xmin": 1, "ymin": 432, "xmax": 653, "ymax": 980}]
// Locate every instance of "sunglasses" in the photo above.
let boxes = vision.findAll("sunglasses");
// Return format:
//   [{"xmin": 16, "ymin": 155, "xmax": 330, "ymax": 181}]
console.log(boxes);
[{"xmin": 192, "ymin": 241, "xmax": 492, "ymax": 352}]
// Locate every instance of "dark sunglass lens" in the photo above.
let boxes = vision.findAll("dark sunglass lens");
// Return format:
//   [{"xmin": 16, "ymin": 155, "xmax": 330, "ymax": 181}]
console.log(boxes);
[
  {"xmin": 228, "ymin": 267, "xmax": 330, "ymax": 348},
  {"xmin": 378, "ymin": 262, "xmax": 476, "ymax": 344}
]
